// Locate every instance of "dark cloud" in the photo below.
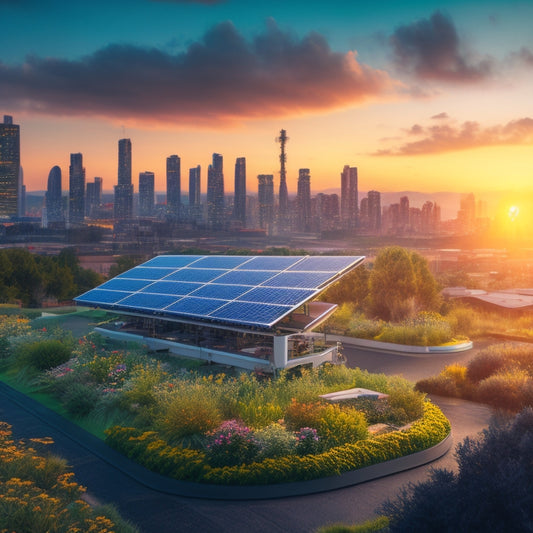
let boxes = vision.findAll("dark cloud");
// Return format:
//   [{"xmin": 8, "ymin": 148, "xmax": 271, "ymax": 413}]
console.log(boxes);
[
  {"xmin": 0, "ymin": 20, "xmax": 398, "ymax": 126},
  {"xmin": 390, "ymin": 11, "xmax": 494, "ymax": 83},
  {"xmin": 510, "ymin": 46, "xmax": 533, "ymax": 67},
  {"xmin": 375, "ymin": 117, "xmax": 533, "ymax": 155},
  {"xmin": 431, "ymin": 112, "xmax": 449, "ymax": 120}
]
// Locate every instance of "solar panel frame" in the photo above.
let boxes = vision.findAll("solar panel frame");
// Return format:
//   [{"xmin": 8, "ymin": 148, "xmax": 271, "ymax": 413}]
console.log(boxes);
[{"xmin": 74, "ymin": 254, "xmax": 365, "ymax": 329}]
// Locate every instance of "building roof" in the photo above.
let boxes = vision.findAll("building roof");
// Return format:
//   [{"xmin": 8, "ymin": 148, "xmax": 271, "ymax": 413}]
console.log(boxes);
[
  {"xmin": 443, "ymin": 287, "xmax": 533, "ymax": 310},
  {"xmin": 75, "ymin": 255, "xmax": 365, "ymax": 330}
]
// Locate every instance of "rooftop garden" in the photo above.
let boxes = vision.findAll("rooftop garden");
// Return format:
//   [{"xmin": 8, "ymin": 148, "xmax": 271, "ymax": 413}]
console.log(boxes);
[{"xmin": 0, "ymin": 313, "xmax": 450, "ymax": 486}]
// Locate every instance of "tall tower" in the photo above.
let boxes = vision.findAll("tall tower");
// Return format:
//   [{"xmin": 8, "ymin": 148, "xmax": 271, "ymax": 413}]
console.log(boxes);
[
  {"xmin": 297, "ymin": 168, "xmax": 311, "ymax": 232},
  {"xmin": 367, "ymin": 190, "xmax": 381, "ymax": 233},
  {"xmin": 69, "ymin": 153, "xmax": 85, "ymax": 225},
  {"xmin": 0, "ymin": 115, "xmax": 20, "ymax": 218},
  {"xmin": 340, "ymin": 165, "xmax": 358, "ymax": 229},
  {"xmin": 207, "ymin": 153, "xmax": 225, "ymax": 229},
  {"xmin": 188, "ymin": 165, "xmax": 201, "ymax": 223},
  {"xmin": 276, "ymin": 129, "xmax": 289, "ymax": 217},
  {"xmin": 139, "ymin": 171, "xmax": 155, "ymax": 217},
  {"xmin": 46, "ymin": 166, "xmax": 63, "ymax": 224},
  {"xmin": 166, "ymin": 154, "xmax": 181, "ymax": 217},
  {"xmin": 114, "ymin": 138, "xmax": 133, "ymax": 219},
  {"xmin": 233, "ymin": 157, "xmax": 246, "ymax": 227},
  {"xmin": 257, "ymin": 174, "xmax": 274, "ymax": 230}
]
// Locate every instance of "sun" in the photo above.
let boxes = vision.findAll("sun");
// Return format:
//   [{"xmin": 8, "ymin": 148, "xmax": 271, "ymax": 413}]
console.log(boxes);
[{"xmin": 508, "ymin": 205, "xmax": 520, "ymax": 222}]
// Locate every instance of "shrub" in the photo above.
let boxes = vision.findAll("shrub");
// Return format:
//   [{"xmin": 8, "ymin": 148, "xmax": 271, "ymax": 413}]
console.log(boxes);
[
  {"xmin": 467, "ymin": 347, "xmax": 507, "ymax": 383},
  {"xmin": 14, "ymin": 339, "xmax": 71, "ymax": 371},
  {"xmin": 295, "ymin": 427, "xmax": 322, "ymax": 455},
  {"xmin": 415, "ymin": 375, "xmax": 460, "ymax": 398},
  {"xmin": 317, "ymin": 404, "xmax": 368, "ymax": 449},
  {"xmin": 155, "ymin": 388, "xmax": 222, "ymax": 444},
  {"xmin": 284, "ymin": 399, "xmax": 325, "ymax": 432},
  {"xmin": 63, "ymin": 382, "xmax": 100, "ymax": 417},
  {"xmin": 206, "ymin": 419, "xmax": 260, "ymax": 467},
  {"xmin": 255, "ymin": 423, "xmax": 296, "ymax": 459},
  {"xmin": 386, "ymin": 382, "xmax": 426, "ymax": 425},
  {"xmin": 476, "ymin": 370, "xmax": 530, "ymax": 412}
]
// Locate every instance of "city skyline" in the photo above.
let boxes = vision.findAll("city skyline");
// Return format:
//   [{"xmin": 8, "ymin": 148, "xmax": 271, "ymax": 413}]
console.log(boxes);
[{"xmin": 1, "ymin": 1, "xmax": 532, "ymax": 210}]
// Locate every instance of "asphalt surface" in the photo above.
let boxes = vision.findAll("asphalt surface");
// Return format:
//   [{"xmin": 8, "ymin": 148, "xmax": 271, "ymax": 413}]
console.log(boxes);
[{"xmin": 0, "ymin": 336, "xmax": 495, "ymax": 533}]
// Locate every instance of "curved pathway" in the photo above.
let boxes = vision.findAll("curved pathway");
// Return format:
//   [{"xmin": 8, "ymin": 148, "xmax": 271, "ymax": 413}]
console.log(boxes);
[{"xmin": 0, "ymin": 340, "xmax": 495, "ymax": 533}]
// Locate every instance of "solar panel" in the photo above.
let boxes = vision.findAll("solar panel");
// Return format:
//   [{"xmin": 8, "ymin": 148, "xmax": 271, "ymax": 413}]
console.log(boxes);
[
  {"xmin": 288, "ymin": 256, "xmax": 359, "ymax": 272},
  {"xmin": 75, "ymin": 254, "xmax": 365, "ymax": 328},
  {"xmin": 215, "ymin": 269, "xmax": 277, "ymax": 286},
  {"xmin": 120, "ymin": 293, "xmax": 179, "ymax": 310},
  {"xmin": 165, "ymin": 268, "xmax": 227, "ymax": 283},
  {"xmin": 238, "ymin": 287, "xmax": 316, "ymax": 306},
  {"xmin": 118, "ymin": 267, "xmax": 176, "ymax": 280},
  {"xmin": 264, "ymin": 271, "xmax": 333, "ymax": 289},
  {"xmin": 192, "ymin": 256, "xmax": 252, "ymax": 269},
  {"xmin": 142, "ymin": 255, "xmax": 202, "ymax": 268},
  {"xmin": 141, "ymin": 281, "xmax": 202, "ymax": 296},
  {"xmin": 211, "ymin": 301, "xmax": 291, "ymax": 326},
  {"xmin": 166, "ymin": 297, "xmax": 227, "ymax": 316},
  {"xmin": 235, "ymin": 256, "xmax": 302, "ymax": 271},
  {"xmin": 99, "ymin": 278, "xmax": 153, "ymax": 292},
  {"xmin": 190, "ymin": 283, "xmax": 251, "ymax": 300},
  {"xmin": 76, "ymin": 289, "xmax": 131, "ymax": 304}
]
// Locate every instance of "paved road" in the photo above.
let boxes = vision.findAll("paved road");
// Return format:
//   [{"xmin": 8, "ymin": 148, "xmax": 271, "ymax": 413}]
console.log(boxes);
[{"xmin": 1, "ymin": 341, "xmax": 496, "ymax": 533}]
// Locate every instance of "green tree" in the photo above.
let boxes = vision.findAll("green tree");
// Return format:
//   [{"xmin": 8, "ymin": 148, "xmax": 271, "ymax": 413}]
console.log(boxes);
[
  {"xmin": 322, "ymin": 264, "xmax": 370, "ymax": 308},
  {"xmin": 366, "ymin": 247, "xmax": 440, "ymax": 322},
  {"xmin": 367, "ymin": 247, "xmax": 417, "ymax": 321},
  {"xmin": 4, "ymin": 248, "xmax": 44, "ymax": 307}
]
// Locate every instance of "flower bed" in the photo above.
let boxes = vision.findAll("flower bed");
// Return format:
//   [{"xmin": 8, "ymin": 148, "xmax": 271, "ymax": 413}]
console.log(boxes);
[{"xmin": 105, "ymin": 402, "xmax": 449, "ymax": 485}]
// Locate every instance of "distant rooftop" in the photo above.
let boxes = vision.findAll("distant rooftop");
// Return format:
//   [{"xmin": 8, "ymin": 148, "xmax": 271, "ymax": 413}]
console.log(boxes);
[{"xmin": 443, "ymin": 287, "xmax": 533, "ymax": 310}]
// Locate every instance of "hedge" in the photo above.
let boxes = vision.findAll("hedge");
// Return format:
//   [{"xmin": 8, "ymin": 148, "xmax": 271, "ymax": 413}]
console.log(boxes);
[{"xmin": 104, "ymin": 402, "xmax": 450, "ymax": 486}]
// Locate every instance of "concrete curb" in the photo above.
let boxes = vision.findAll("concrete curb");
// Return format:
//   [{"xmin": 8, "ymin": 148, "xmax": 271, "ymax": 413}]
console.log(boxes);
[
  {"xmin": 0, "ymin": 381, "xmax": 452, "ymax": 501},
  {"xmin": 329, "ymin": 335, "xmax": 473, "ymax": 356}
]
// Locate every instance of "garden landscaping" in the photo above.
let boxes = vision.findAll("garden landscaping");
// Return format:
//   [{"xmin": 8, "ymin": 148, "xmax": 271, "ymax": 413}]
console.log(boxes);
[{"xmin": 0, "ymin": 312, "xmax": 451, "ymax": 488}]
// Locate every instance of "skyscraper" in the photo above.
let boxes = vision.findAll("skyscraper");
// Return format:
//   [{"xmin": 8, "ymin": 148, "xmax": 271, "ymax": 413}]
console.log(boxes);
[
  {"xmin": 0, "ymin": 115, "xmax": 20, "ymax": 218},
  {"xmin": 257, "ymin": 174, "xmax": 274, "ymax": 230},
  {"xmin": 46, "ymin": 165, "xmax": 63, "ymax": 224},
  {"xmin": 233, "ymin": 157, "xmax": 246, "ymax": 227},
  {"xmin": 367, "ymin": 190, "xmax": 381, "ymax": 232},
  {"xmin": 139, "ymin": 171, "xmax": 155, "ymax": 217},
  {"xmin": 69, "ymin": 153, "xmax": 85, "ymax": 225},
  {"xmin": 86, "ymin": 177, "xmax": 102, "ymax": 218},
  {"xmin": 166, "ymin": 155, "xmax": 181, "ymax": 217},
  {"xmin": 114, "ymin": 138, "xmax": 133, "ymax": 219},
  {"xmin": 297, "ymin": 168, "xmax": 311, "ymax": 232},
  {"xmin": 189, "ymin": 166, "xmax": 201, "ymax": 207},
  {"xmin": 207, "ymin": 153, "xmax": 225, "ymax": 229},
  {"xmin": 341, "ymin": 165, "xmax": 358, "ymax": 229}
]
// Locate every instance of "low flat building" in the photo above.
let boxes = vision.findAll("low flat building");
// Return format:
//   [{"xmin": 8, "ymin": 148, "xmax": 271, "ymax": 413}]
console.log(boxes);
[{"xmin": 75, "ymin": 254, "xmax": 364, "ymax": 372}]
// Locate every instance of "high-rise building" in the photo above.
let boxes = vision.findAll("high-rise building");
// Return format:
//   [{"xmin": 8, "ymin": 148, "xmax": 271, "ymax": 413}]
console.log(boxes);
[
  {"xmin": 207, "ymin": 153, "xmax": 225, "ymax": 229},
  {"xmin": 233, "ymin": 157, "xmax": 246, "ymax": 227},
  {"xmin": 0, "ymin": 115, "xmax": 20, "ymax": 218},
  {"xmin": 69, "ymin": 153, "xmax": 85, "ymax": 225},
  {"xmin": 296, "ymin": 168, "xmax": 311, "ymax": 232},
  {"xmin": 315, "ymin": 193, "xmax": 340, "ymax": 232},
  {"xmin": 399, "ymin": 196, "xmax": 410, "ymax": 229},
  {"xmin": 257, "ymin": 174, "xmax": 274, "ymax": 230},
  {"xmin": 189, "ymin": 166, "xmax": 201, "ymax": 206},
  {"xmin": 188, "ymin": 165, "xmax": 202, "ymax": 223},
  {"xmin": 340, "ymin": 165, "xmax": 358, "ymax": 229},
  {"xmin": 367, "ymin": 190, "xmax": 381, "ymax": 232},
  {"xmin": 166, "ymin": 155, "xmax": 181, "ymax": 217},
  {"xmin": 86, "ymin": 177, "xmax": 102, "ymax": 218},
  {"xmin": 114, "ymin": 138, "xmax": 133, "ymax": 219},
  {"xmin": 46, "ymin": 166, "xmax": 63, "ymax": 224},
  {"xmin": 139, "ymin": 171, "xmax": 155, "ymax": 217}
]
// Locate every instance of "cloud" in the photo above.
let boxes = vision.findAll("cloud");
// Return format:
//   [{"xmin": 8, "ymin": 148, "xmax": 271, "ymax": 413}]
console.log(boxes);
[
  {"xmin": 431, "ymin": 112, "xmax": 449, "ymax": 120},
  {"xmin": 390, "ymin": 11, "xmax": 494, "ymax": 83},
  {"xmin": 0, "ymin": 20, "xmax": 399, "ymax": 126},
  {"xmin": 375, "ymin": 117, "xmax": 533, "ymax": 155},
  {"xmin": 150, "ymin": 0, "xmax": 225, "ymax": 4},
  {"xmin": 510, "ymin": 46, "xmax": 533, "ymax": 67}
]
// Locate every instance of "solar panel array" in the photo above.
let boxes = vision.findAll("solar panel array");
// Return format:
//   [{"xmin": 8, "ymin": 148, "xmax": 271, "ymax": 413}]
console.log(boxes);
[{"xmin": 75, "ymin": 255, "xmax": 364, "ymax": 328}]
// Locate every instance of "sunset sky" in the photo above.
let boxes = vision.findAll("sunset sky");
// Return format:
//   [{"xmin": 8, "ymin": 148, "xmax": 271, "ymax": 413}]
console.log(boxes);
[{"xmin": 1, "ymin": 0, "xmax": 532, "ymax": 211}]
